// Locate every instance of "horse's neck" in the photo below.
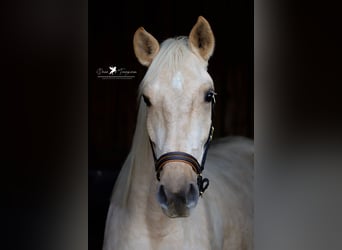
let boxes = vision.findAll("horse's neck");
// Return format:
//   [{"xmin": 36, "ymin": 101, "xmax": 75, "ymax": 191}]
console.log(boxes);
[
  {"xmin": 124, "ymin": 140, "xmax": 155, "ymax": 210},
  {"xmin": 116, "ymin": 103, "xmax": 160, "ymax": 213}
]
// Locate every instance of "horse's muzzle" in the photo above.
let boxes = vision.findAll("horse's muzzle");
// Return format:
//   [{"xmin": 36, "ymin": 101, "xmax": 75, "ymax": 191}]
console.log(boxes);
[{"xmin": 157, "ymin": 182, "xmax": 199, "ymax": 218}]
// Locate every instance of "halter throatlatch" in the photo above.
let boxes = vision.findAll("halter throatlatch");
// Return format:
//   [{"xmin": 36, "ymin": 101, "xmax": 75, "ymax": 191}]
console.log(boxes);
[{"xmin": 149, "ymin": 125, "xmax": 214, "ymax": 196}]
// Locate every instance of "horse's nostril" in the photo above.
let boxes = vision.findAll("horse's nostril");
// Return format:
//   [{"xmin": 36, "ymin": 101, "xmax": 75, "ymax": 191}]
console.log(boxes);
[
  {"xmin": 186, "ymin": 183, "xmax": 199, "ymax": 208},
  {"xmin": 157, "ymin": 183, "xmax": 199, "ymax": 213},
  {"xmin": 157, "ymin": 185, "xmax": 168, "ymax": 209},
  {"xmin": 188, "ymin": 183, "xmax": 197, "ymax": 198}
]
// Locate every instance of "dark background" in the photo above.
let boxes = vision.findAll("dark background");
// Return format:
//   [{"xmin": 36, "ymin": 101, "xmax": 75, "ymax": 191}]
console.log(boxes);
[
  {"xmin": 89, "ymin": 0, "xmax": 253, "ymax": 249},
  {"xmin": 2, "ymin": 0, "xmax": 342, "ymax": 249}
]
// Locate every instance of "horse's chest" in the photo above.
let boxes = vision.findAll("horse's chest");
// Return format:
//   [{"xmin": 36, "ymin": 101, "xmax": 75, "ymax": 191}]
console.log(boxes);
[
  {"xmin": 145, "ymin": 220, "xmax": 212, "ymax": 250},
  {"xmin": 159, "ymin": 239, "xmax": 210, "ymax": 250},
  {"xmin": 115, "ymin": 216, "xmax": 210, "ymax": 250}
]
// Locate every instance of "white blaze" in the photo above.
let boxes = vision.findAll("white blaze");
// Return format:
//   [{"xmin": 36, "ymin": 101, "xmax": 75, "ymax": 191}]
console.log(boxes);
[{"xmin": 171, "ymin": 71, "xmax": 184, "ymax": 91}]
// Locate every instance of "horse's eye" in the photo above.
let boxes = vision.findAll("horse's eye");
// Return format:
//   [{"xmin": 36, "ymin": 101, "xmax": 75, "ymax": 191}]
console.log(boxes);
[
  {"xmin": 142, "ymin": 95, "xmax": 152, "ymax": 107},
  {"xmin": 205, "ymin": 90, "xmax": 217, "ymax": 103}
]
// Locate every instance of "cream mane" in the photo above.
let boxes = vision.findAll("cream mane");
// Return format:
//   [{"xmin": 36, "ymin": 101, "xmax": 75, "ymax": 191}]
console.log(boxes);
[{"xmin": 109, "ymin": 100, "xmax": 149, "ymax": 205}]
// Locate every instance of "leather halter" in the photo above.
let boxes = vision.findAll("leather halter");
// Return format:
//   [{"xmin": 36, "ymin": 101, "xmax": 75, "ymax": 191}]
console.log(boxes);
[{"xmin": 149, "ymin": 97, "xmax": 215, "ymax": 196}]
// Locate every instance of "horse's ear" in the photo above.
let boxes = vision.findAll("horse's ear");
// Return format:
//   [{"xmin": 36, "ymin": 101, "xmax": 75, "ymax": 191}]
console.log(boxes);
[
  {"xmin": 133, "ymin": 27, "xmax": 160, "ymax": 67},
  {"xmin": 189, "ymin": 16, "xmax": 215, "ymax": 61}
]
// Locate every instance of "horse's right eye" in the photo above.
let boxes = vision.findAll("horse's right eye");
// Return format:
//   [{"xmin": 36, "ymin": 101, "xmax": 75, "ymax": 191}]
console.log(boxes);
[
  {"xmin": 205, "ymin": 90, "xmax": 217, "ymax": 103},
  {"xmin": 142, "ymin": 95, "xmax": 152, "ymax": 107}
]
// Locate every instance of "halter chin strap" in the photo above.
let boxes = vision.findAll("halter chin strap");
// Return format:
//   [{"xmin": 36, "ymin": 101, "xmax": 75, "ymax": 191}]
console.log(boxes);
[{"xmin": 149, "ymin": 125, "xmax": 214, "ymax": 196}]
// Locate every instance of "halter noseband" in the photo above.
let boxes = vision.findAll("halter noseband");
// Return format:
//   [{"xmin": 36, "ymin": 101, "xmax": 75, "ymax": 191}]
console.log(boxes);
[{"xmin": 149, "ymin": 98, "xmax": 215, "ymax": 196}]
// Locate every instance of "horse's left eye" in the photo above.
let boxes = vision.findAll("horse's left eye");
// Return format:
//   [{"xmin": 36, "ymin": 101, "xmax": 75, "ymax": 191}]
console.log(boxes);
[
  {"xmin": 142, "ymin": 95, "xmax": 152, "ymax": 107},
  {"xmin": 205, "ymin": 90, "xmax": 217, "ymax": 103}
]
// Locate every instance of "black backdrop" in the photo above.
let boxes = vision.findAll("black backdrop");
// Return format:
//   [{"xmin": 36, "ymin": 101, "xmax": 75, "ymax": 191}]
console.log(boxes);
[{"xmin": 89, "ymin": 0, "xmax": 253, "ymax": 249}]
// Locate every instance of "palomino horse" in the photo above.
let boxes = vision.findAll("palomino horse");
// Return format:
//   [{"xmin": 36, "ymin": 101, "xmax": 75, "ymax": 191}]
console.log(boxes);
[{"xmin": 103, "ymin": 16, "xmax": 253, "ymax": 250}]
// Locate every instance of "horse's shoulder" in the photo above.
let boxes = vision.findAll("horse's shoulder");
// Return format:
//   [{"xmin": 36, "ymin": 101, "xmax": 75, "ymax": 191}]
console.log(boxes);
[{"xmin": 210, "ymin": 136, "xmax": 254, "ymax": 156}]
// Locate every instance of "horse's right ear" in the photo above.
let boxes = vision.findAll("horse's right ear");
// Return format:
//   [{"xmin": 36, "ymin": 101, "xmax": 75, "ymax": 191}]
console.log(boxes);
[
  {"xmin": 189, "ymin": 16, "xmax": 215, "ymax": 61},
  {"xmin": 133, "ymin": 27, "xmax": 160, "ymax": 67}
]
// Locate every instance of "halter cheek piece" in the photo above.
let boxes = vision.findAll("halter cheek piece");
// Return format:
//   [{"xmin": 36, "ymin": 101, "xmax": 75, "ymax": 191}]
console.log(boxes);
[{"xmin": 149, "ymin": 96, "xmax": 215, "ymax": 196}]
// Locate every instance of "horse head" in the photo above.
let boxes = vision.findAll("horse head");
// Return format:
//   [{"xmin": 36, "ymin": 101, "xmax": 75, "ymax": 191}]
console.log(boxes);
[{"xmin": 133, "ymin": 16, "xmax": 215, "ymax": 218}]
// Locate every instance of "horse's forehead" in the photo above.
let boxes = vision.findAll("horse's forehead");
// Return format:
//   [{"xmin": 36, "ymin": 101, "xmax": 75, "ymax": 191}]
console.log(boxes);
[{"xmin": 151, "ymin": 66, "xmax": 210, "ymax": 92}]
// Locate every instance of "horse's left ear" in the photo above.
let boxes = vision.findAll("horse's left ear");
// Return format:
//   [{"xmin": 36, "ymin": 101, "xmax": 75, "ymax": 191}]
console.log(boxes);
[
  {"xmin": 133, "ymin": 27, "xmax": 160, "ymax": 67},
  {"xmin": 189, "ymin": 16, "xmax": 215, "ymax": 61}
]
